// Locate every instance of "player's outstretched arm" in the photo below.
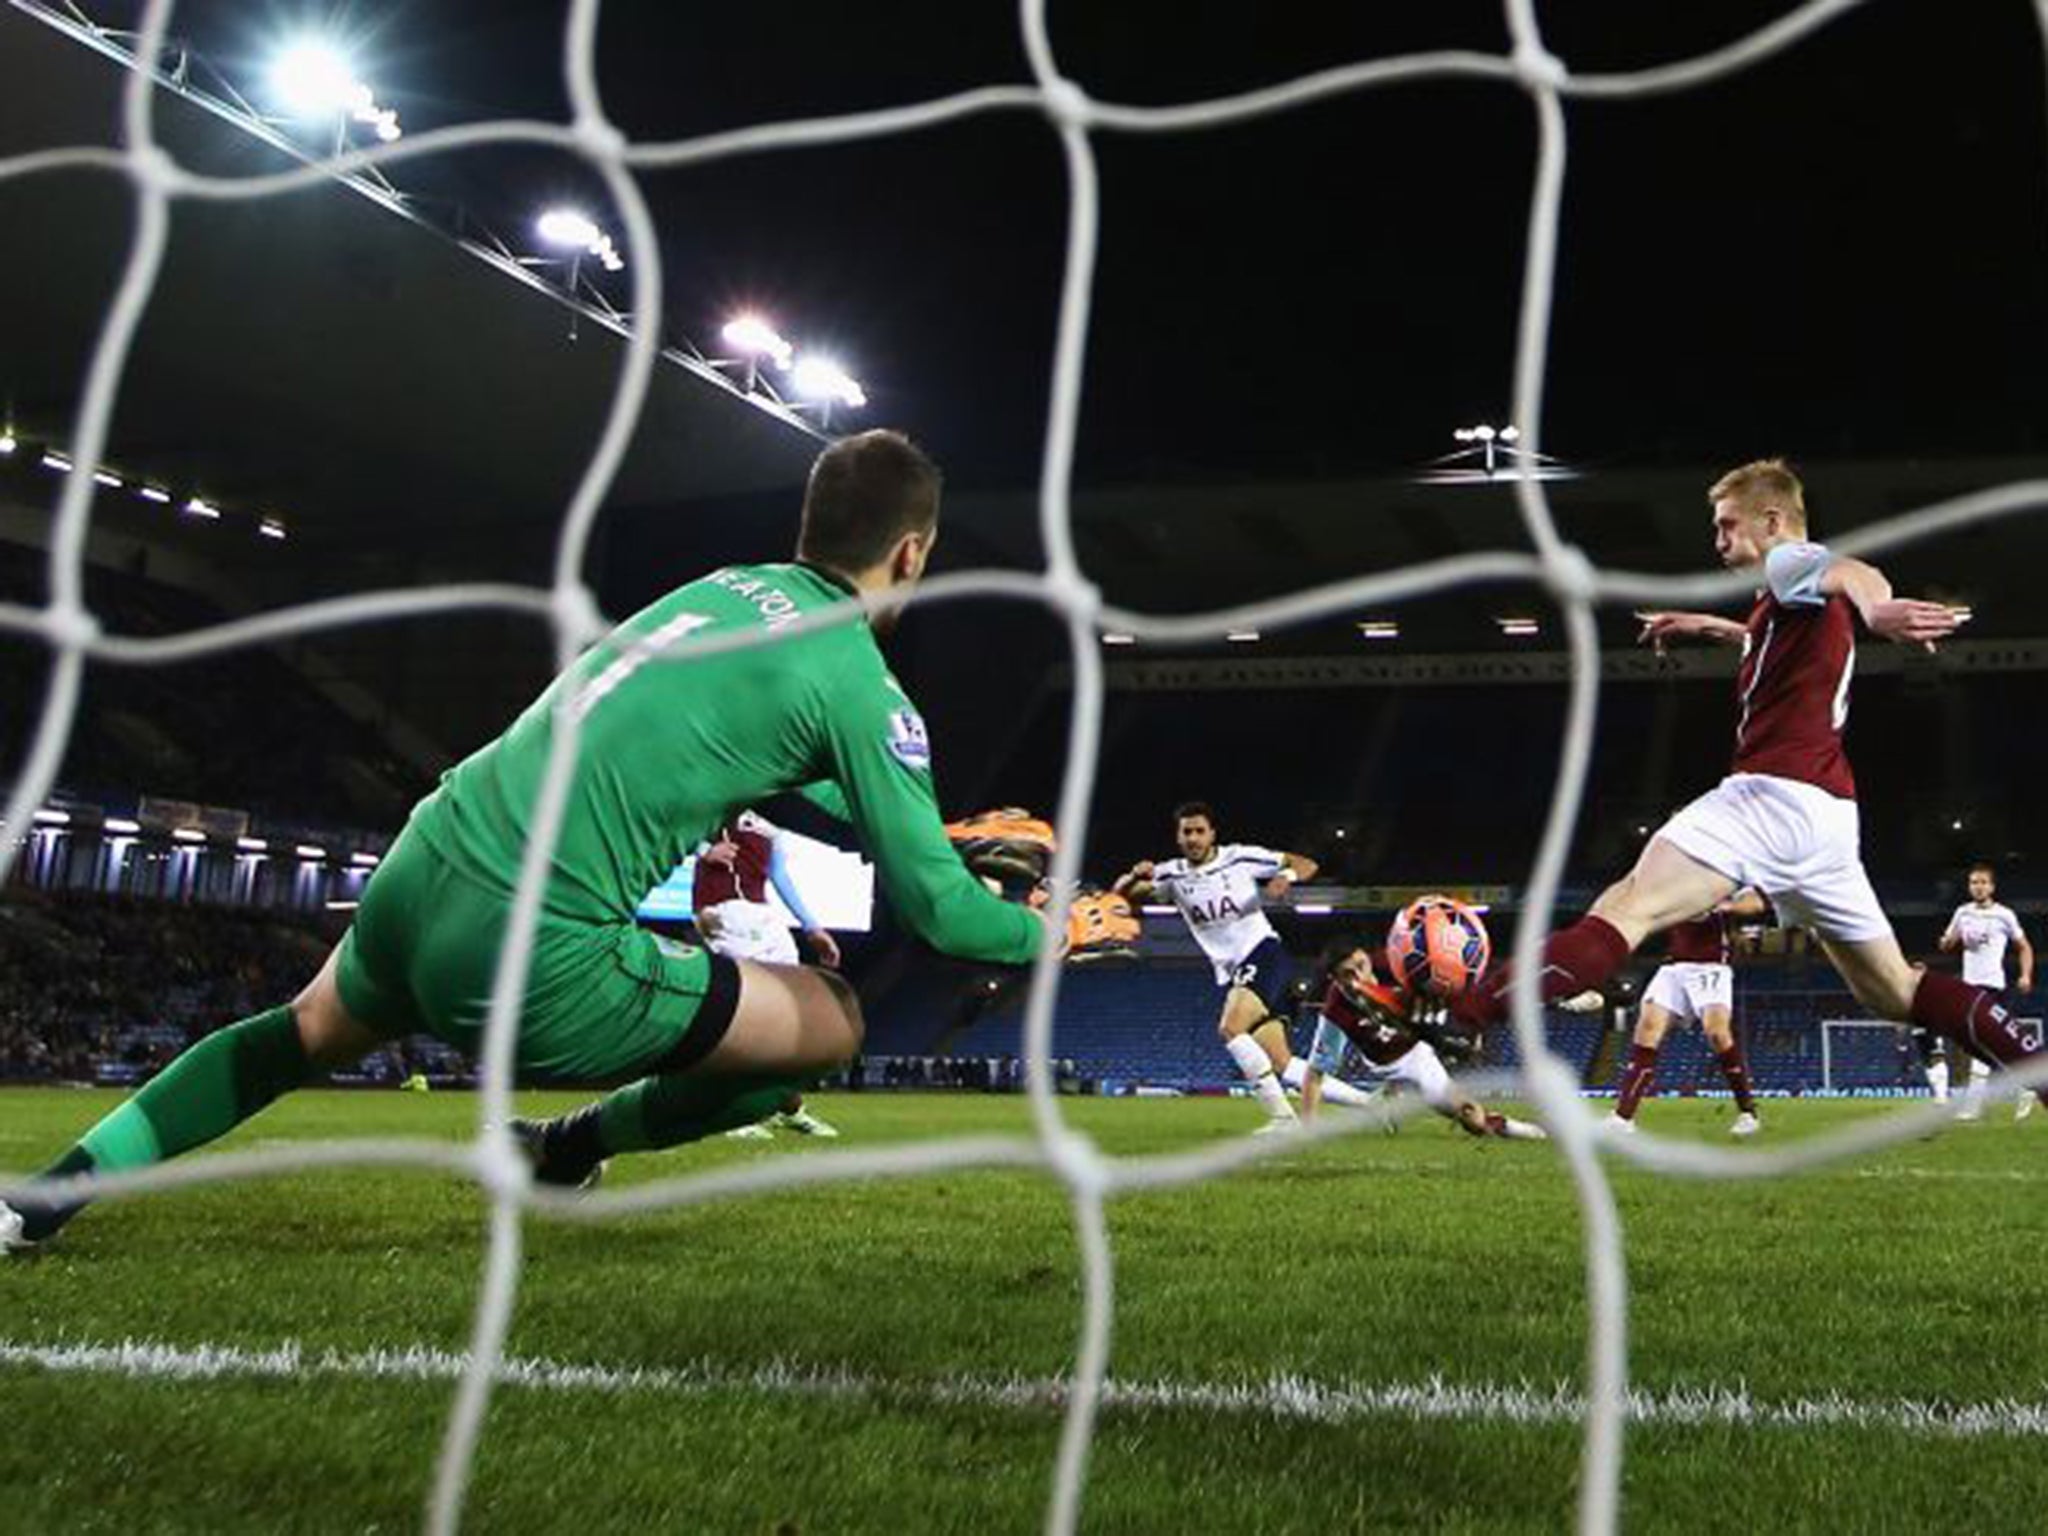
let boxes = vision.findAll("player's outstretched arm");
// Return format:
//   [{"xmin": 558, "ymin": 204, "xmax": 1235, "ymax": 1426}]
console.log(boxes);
[
  {"xmin": 1111, "ymin": 860, "xmax": 1156, "ymax": 901},
  {"xmin": 1261, "ymin": 851, "xmax": 1317, "ymax": 903},
  {"xmin": 1819, "ymin": 555, "xmax": 1963, "ymax": 650},
  {"xmin": 1300, "ymin": 1016, "xmax": 1346, "ymax": 1125},
  {"xmin": 2015, "ymin": 927, "xmax": 2035, "ymax": 992},
  {"xmin": 1938, "ymin": 914, "xmax": 1962, "ymax": 953},
  {"xmin": 1635, "ymin": 610, "xmax": 1748, "ymax": 650}
]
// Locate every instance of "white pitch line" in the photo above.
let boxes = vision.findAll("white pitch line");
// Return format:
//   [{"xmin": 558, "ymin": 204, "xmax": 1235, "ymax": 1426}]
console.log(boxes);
[{"xmin": 5, "ymin": 1337, "xmax": 2048, "ymax": 1440}]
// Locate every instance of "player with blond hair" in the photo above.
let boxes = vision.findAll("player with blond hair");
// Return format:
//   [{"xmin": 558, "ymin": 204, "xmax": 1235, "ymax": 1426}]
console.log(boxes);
[{"xmin": 1439, "ymin": 458, "xmax": 2048, "ymax": 1105}]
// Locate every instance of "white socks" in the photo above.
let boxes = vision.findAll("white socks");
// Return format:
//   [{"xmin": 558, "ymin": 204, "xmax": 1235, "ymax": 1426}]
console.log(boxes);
[
  {"xmin": 1279, "ymin": 1057, "xmax": 1376, "ymax": 1107},
  {"xmin": 1225, "ymin": 1034, "xmax": 1295, "ymax": 1119},
  {"xmin": 1928, "ymin": 1059, "xmax": 1950, "ymax": 1102},
  {"xmin": 1961, "ymin": 1057, "xmax": 1991, "ymax": 1115}
]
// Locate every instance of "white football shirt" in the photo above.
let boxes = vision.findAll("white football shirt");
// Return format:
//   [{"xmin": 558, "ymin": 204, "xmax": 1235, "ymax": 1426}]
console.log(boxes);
[
  {"xmin": 1150, "ymin": 844, "xmax": 1287, "ymax": 982},
  {"xmin": 1948, "ymin": 901, "xmax": 2025, "ymax": 988}
]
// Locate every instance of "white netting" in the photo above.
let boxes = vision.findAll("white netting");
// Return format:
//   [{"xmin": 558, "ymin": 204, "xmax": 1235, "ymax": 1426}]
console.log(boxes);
[{"xmin": 7, "ymin": 2, "xmax": 2048, "ymax": 1532}]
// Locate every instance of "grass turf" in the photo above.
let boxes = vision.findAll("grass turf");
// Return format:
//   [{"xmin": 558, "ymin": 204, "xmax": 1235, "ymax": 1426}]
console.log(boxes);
[{"xmin": 3, "ymin": 1088, "xmax": 2046, "ymax": 1533}]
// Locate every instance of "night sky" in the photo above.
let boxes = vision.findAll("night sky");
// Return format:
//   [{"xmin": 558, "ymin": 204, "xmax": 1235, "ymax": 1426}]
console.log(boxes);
[{"xmin": 124, "ymin": 0, "xmax": 2048, "ymax": 490}]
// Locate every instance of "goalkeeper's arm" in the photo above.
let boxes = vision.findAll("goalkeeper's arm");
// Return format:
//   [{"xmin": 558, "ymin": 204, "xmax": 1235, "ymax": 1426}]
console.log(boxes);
[{"xmin": 816, "ymin": 658, "xmax": 1041, "ymax": 966}]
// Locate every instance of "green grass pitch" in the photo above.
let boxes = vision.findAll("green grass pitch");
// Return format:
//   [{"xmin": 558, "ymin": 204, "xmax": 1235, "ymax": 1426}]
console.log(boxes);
[{"xmin": 3, "ymin": 1088, "xmax": 2046, "ymax": 1534}]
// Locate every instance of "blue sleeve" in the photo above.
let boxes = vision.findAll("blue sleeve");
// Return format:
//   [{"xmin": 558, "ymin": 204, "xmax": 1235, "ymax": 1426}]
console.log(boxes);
[
  {"xmin": 1764, "ymin": 541, "xmax": 1832, "ymax": 609},
  {"xmin": 768, "ymin": 841, "xmax": 820, "ymax": 931},
  {"xmin": 1308, "ymin": 1017, "xmax": 1349, "ymax": 1075}
]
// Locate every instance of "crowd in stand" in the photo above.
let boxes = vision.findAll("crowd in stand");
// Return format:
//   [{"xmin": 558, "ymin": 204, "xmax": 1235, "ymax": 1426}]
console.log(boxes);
[{"xmin": 0, "ymin": 891, "xmax": 334, "ymax": 1083}]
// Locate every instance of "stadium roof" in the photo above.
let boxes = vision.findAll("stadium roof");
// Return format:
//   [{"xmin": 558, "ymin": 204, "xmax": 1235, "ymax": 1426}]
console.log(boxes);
[{"xmin": 0, "ymin": 3, "xmax": 821, "ymax": 563}]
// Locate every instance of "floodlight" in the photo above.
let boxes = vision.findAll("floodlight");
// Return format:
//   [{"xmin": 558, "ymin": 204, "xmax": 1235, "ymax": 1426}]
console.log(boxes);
[
  {"xmin": 537, "ymin": 208, "xmax": 601, "ymax": 249},
  {"xmin": 41, "ymin": 451, "xmax": 71, "ymax": 472},
  {"xmin": 1225, "ymin": 629, "xmax": 1260, "ymax": 643},
  {"xmin": 171, "ymin": 827, "xmax": 206, "ymax": 843},
  {"xmin": 93, "ymin": 470, "xmax": 122, "ymax": 488},
  {"xmin": 0, "ymin": 433, "xmax": 15, "ymax": 455},
  {"xmin": 104, "ymin": 818, "xmax": 142, "ymax": 835},
  {"xmin": 259, "ymin": 517, "xmax": 288, "ymax": 540},
  {"xmin": 237, "ymin": 837, "xmax": 269, "ymax": 854},
  {"xmin": 1357, "ymin": 620, "xmax": 1399, "ymax": 640},
  {"xmin": 792, "ymin": 355, "xmax": 867, "ymax": 408},
  {"xmin": 294, "ymin": 844, "xmax": 328, "ymax": 860},
  {"xmin": 32, "ymin": 809, "xmax": 70, "ymax": 826},
  {"xmin": 184, "ymin": 497, "xmax": 220, "ymax": 519},
  {"xmin": 1100, "ymin": 632, "xmax": 1137, "ymax": 646},
  {"xmin": 721, "ymin": 315, "xmax": 794, "ymax": 370},
  {"xmin": 271, "ymin": 40, "xmax": 363, "ymax": 117},
  {"xmin": 138, "ymin": 485, "xmax": 171, "ymax": 504}
]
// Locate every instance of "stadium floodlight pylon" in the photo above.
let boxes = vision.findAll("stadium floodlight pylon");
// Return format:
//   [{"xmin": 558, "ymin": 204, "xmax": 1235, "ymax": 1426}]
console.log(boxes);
[{"xmin": 10, "ymin": 3, "xmax": 2048, "ymax": 1536}]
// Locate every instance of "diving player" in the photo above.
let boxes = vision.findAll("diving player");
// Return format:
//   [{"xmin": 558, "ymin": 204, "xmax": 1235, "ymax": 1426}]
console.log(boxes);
[
  {"xmin": 1300, "ymin": 944, "xmax": 1543, "ymax": 1140},
  {"xmin": 2, "ymin": 430, "xmax": 1048, "ymax": 1250}
]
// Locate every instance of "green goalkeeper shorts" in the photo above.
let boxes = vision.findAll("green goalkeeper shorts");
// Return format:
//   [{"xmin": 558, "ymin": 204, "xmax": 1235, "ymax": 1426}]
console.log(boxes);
[{"xmin": 333, "ymin": 825, "xmax": 741, "ymax": 1083}]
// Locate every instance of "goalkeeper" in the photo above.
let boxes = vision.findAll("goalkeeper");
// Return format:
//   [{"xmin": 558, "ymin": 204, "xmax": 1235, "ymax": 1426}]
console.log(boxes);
[{"xmin": 3, "ymin": 430, "xmax": 1048, "ymax": 1249}]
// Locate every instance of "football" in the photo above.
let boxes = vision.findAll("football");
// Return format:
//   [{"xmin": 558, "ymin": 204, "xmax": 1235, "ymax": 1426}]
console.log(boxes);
[{"xmin": 1386, "ymin": 894, "xmax": 1491, "ymax": 997}]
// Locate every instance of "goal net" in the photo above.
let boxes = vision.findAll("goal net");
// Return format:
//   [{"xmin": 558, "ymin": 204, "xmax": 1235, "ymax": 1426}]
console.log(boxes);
[{"xmin": 6, "ymin": 3, "xmax": 2048, "ymax": 1535}]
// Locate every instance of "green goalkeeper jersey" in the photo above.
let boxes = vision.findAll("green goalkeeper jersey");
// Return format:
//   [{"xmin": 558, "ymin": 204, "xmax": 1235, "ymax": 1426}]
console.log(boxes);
[{"xmin": 407, "ymin": 561, "xmax": 1039, "ymax": 966}]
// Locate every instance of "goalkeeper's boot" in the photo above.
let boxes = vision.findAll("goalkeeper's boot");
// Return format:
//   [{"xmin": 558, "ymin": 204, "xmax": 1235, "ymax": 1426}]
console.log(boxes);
[
  {"xmin": 724, "ymin": 1123, "xmax": 775, "ymax": 1141},
  {"xmin": 508, "ymin": 1117, "xmax": 606, "ymax": 1192},
  {"xmin": 1602, "ymin": 1112, "xmax": 1639, "ymax": 1136},
  {"xmin": 775, "ymin": 1106, "xmax": 839, "ymax": 1138},
  {"xmin": 1729, "ymin": 1111, "xmax": 1762, "ymax": 1138},
  {"xmin": 0, "ymin": 1198, "xmax": 40, "ymax": 1256}
]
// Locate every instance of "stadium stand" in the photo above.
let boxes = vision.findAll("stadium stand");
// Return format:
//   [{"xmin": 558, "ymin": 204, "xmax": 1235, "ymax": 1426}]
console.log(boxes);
[{"xmin": 0, "ymin": 540, "xmax": 430, "ymax": 830}]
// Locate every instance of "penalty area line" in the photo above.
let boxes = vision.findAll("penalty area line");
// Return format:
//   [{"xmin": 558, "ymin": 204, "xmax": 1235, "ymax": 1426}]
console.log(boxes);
[{"xmin": 4, "ymin": 1337, "xmax": 2048, "ymax": 1440}]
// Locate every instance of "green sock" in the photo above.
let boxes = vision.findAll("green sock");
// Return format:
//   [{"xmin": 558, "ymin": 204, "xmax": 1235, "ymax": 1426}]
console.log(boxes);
[
  {"xmin": 19, "ymin": 1007, "xmax": 314, "ymax": 1240},
  {"xmin": 595, "ymin": 1072, "xmax": 803, "ymax": 1153}
]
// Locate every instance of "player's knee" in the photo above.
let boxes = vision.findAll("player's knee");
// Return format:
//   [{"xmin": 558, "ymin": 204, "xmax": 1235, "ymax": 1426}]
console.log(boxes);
[
  {"xmin": 1588, "ymin": 879, "xmax": 1647, "ymax": 946},
  {"xmin": 290, "ymin": 952, "xmax": 379, "ymax": 1069}
]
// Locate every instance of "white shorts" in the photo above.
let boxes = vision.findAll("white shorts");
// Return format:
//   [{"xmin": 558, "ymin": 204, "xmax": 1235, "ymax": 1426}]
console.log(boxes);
[
  {"xmin": 1643, "ymin": 962, "xmax": 1732, "ymax": 1026},
  {"xmin": 1359, "ymin": 1041, "xmax": 1453, "ymax": 1109},
  {"xmin": 1657, "ymin": 773, "xmax": 1890, "ymax": 944},
  {"xmin": 699, "ymin": 900, "xmax": 799, "ymax": 965}
]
